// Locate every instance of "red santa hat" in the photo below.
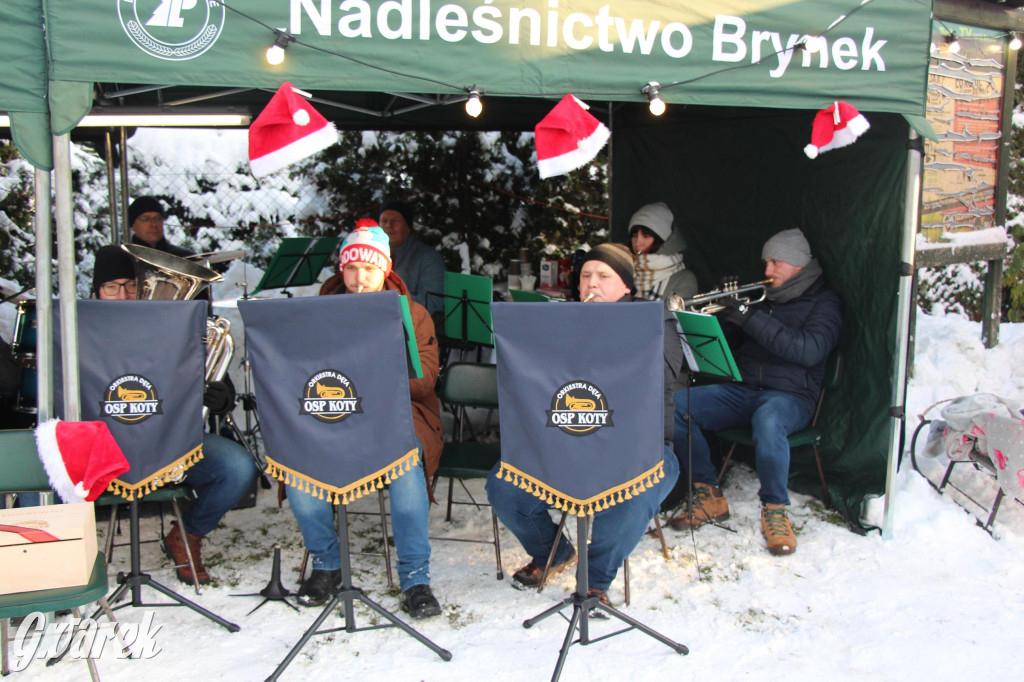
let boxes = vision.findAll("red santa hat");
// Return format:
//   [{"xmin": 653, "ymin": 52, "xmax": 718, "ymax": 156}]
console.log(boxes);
[
  {"xmin": 34, "ymin": 419, "xmax": 130, "ymax": 503},
  {"xmin": 804, "ymin": 101, "xmax": 870, "ymax": 159},
  {"xmin": 249, "ymin": 82, "xmax": 339, "ymax": 177},
  {"xmin": 534, "ymin": 94, "xmax": 611, "ymax": 179}
]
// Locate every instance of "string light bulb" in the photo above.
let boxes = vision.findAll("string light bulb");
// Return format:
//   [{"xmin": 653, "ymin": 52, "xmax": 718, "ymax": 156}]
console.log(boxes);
[
  {"xmin": 465, "ymin": 88, "xmax": 483, "ymax": 118},
  {"xmin": 266, "ymin": 32, "xmax": 294, "ymax": 66},
  {"xmin": 1010, "ymin": 33, "xmax": 1022, "ymax": 51},
  {"xmin": 803, "ymin": 35, "xmax": 827, "ymax": 54},
  {"xmin": 643, "ymin": 82, "xmax": 666, "ymax": 116},
  {"xmin": 946, "ymin": 33, "xmax": 960, "ymax": 54}
]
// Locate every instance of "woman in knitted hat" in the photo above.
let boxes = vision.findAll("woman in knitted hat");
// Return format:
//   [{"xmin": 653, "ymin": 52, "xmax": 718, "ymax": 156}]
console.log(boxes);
[
  {"xmin": 627, "ymin": 202, "xmax": 698, "ymax": 304},
  {"xmin": 289, "ymin": 221, "xmax": 444, "ymax": 619}
]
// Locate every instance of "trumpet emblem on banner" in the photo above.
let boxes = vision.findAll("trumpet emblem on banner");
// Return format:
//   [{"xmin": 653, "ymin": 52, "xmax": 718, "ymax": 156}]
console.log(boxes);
[
  {"xmin": 546, "ymin": 380, "xmax": 614, "ymax": 436},
  {"xmin": 101, "ymin": 374, "xmax": 164, "ymax": 424},
  {"xmin": 299, "ymin": 370, "xmax": 364, "ymax": 423}
]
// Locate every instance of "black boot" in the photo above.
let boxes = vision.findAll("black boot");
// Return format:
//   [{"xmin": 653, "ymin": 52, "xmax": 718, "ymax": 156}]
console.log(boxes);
[
  {"xmin": 400, "ymin": 584, "xmax": 441, "ymax": 619},
  {"xmin": 296, "ymin": 569, "xmax": 341, "ymax": 607}
]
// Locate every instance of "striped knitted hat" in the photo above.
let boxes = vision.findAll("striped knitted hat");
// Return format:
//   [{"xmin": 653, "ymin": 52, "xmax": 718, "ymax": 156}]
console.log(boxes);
[{"xmin": 582, "ymin": 243, "xmax": 635, "ymax": 293}]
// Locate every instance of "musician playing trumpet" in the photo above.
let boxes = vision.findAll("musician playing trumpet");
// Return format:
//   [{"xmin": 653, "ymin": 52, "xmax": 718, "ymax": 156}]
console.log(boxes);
[
  {"xmin": 93, "ymin": 245, "xmax": 259, "ymax": 585},
  {"xmin": 669, "ymin": 229, "xmax": 842, "ymax": 557}
]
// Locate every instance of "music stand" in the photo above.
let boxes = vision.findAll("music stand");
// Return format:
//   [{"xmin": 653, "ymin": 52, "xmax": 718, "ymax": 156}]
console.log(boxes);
[
  {"xmin": 672, "ymin": 310, "xmax": 741, "ymax": 531},
  {"xmin": 523, "ymin": 514, "xmax": 687, "ymax": 681},
  {"xmin": 267, "ymin": 505, "xmax": 451, "ymax": 680},
  {"xmin": 249, "ymin": 237, "xmax": 340, "ymax": 297}
]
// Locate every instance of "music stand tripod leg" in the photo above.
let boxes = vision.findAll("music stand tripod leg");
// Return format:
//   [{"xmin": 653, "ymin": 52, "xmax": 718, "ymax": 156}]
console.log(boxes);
[
  {"xmin": 93, "ymin": 498, "xmax": 240, "ymax": 633},
  {"xmin": 522, "ymin": 516, "xmax": 688, "ymax": 682},
  {"xmin": 266, "ymin": 505, "xmax": 451, "ymax": 681}
]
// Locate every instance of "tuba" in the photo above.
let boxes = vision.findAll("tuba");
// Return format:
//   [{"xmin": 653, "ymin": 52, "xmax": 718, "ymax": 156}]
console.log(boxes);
[{"xmin": 121, "ymin": 244, "xmax": 234, "ymax": 416}]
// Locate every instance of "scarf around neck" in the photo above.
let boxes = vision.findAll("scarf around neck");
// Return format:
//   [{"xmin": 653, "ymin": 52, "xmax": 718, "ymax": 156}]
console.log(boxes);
[
  {"xmin": 634, "ymin": 252, "xmax": 686, "ymax": 301},
  {"xmin": 765, "ymin": 258, "xmax": 823, "ymax": 304}
]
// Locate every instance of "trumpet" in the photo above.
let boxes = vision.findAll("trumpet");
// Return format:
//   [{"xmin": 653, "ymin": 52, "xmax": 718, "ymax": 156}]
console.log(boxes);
[{"xmin": 670, "ymin": 278, "xmax": 773, "ymax": 314}]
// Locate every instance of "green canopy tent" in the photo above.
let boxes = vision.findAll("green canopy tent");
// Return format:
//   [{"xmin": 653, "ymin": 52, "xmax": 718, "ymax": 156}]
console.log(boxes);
[{"xmin": 3, "ymin": 0, "xmax": 949, "ymax": 533}]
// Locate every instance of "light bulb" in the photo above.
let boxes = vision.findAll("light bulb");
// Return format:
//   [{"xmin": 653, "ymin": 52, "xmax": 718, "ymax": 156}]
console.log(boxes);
[
  {"xmin": 643, "ymin": 82, "xmax": 666, "ymax": 117},
  {"xmin": 266, "ymin": 45, "xmax": 285, "ymax": 65},
  {"xmin": 465, "ymin": 90, "xmax": 483, "ymax": 118},
  {"xmin": 1011, "ymin": 34, "xmax": 1022, "ymax": 51},
  {"xmin": 947, "ymin": 34, "xmax": 960, "ymax": 54},
  {"xmin": 804, "ymin": 35, "xmax": 826, "ymax": 54}
]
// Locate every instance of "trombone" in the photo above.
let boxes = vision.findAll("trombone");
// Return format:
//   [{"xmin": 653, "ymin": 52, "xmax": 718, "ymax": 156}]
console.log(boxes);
[{"xmin": 670, "ymin": 279, "xmax": 773, "ymax": 314}]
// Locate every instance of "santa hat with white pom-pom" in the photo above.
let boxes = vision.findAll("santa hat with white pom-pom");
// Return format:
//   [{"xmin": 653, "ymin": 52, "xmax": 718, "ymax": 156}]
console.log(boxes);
[
  {"xmin": 534, "ymin": 94, "xmax": 610, "ymax": 179},
  {"xmin": 249, "ymin": 81, "xmax": 339, "ymax": 177},
  {"xmin": 804, "ymin": 101, "xmax": 870, "ymax": 159},
  {"xmin": 34, "ymin": 419, "xmax": 130, "ymax": 503}
]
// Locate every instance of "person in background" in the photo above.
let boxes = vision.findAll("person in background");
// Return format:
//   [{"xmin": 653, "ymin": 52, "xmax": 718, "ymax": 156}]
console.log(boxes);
[
  {"xmin": 669, "ymin": 229, "xmax": 842, "ymax": 556},
  {"xmin": 486, "ymin": 243, "xmax": 681, "ymax": 608},
  {"xmin": 378, "ymin": 199, "xmax": 445, "ymax": 317},
  {"xmin": 291, "ymin": 223, "xmax": 444, "ymax": 618},
  {"xmin": 628, "ymin": 202, "xmax": 698, "ymax": 304},
  {"xmin": 128, "ymin": 196, "xmax": 194, "ymax": 258},
  {"xmin": 93, "ymin": 245, "xmax": 258, "ymax": 584}
]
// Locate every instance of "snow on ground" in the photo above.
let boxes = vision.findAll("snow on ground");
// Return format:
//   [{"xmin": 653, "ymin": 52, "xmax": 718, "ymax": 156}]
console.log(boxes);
[{"xmin": 5, "ymin": 291, "xmax": 1024, "ymax": 681}]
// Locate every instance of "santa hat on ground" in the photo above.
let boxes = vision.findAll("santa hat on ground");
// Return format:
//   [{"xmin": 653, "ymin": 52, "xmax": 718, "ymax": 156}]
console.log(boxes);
[
  {"xmin": 249, "ymin": 82, "xmax": 339, "ymax": 177},
  {"xmin": 535, "ymin": 94, "xmax": 611, "ymax": 179},
  {"xmin": 34, "ymin": 419, "xmax": 130, "ymax": 503},
  {"xmin": 804, "ymin": 101, "xmax": 870, "ymax": 159}
]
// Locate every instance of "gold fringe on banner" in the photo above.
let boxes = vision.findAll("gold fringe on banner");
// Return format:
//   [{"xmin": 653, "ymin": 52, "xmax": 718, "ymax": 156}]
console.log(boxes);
[
  {"xmin": 105, "ymin": 444, "xmax": 204, "ymax": 501},
  {"xmin": 497, "ymin": 459, "xmax": 666, "ymax": 517},
  {"xmin": 264, "ymin": 448, "xmax": 419, "ymax": 506}
]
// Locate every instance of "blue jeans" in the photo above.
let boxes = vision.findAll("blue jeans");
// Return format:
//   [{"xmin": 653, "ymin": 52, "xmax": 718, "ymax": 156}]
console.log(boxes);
[
  {"xmin": 288, "ymin": 449, "xmax": 431, "ymax": 592},
  {"xmin": 672, "ymin": 383, "xmax": 812, "ymax": 505},
  {"xmin": 181, "ymin": 434, "xmax": 259, "ymax": 536},
  {"xmin": 485, "ymin": 445, "xmax": 678, "ymax": 591}
]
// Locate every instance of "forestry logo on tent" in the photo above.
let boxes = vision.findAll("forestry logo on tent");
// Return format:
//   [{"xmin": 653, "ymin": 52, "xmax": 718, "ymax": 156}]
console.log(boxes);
[
  {"xmin": 100, "ymin": 375, "xmax": 163, "ymax": 425},
  {"xmin": 299, "ymin": 370, "xmax": 363, "ymax": 423},
  {"xmin": 118, "ymin": 0, "xmax": 226, "ymax": 61},
  {"xmin": 546, "ymin": 380, "xmax": 614, "ymax": 437}
]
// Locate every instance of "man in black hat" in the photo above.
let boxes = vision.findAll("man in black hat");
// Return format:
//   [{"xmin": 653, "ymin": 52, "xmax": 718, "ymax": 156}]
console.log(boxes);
[
  {"xmin": 128, "ymin": 196, "xmax": 194, "ymax": 258},
  {"xmin": 92, "ymin": 245, "xmax": 258, "ymax": 584},
  {"xmin": 486, "ymin": 243, "xmax": 682, "ymax": 608},
  {"xmin": 378, "ymin": 199, "xmax": 445, "ymax": 316}
]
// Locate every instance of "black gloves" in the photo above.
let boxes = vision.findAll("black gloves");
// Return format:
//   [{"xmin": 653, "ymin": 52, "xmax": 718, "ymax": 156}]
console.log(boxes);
[
  {"xmin": 203, "ymin": 379, "xmax": 236, "ymax": 415},
  {"xmin": 717, "ymin": 295, "xmax": 753, "ymax": 327}
]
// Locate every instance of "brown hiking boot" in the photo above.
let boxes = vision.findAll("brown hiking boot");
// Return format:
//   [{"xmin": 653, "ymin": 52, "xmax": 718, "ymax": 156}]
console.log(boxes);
[
  {"xmin": 669, "ymin": 483, "xmax": 730, "ymax": 529},
  {"xmin": 761, "ymin": 504, "xmax": 797, "ymax": 556},
  {"xmin": 164, "ymin": 522, "xmax": 211, "ymax": 585}
]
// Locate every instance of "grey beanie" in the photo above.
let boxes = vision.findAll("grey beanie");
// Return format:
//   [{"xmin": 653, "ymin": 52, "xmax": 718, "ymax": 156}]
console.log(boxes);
[
  {"xmin": 628, "ymin": 202, "xmax": 674, "ymax": 242},
  {"xmin": 762, "ymin": 228, "xmax": 812, "ymax": 267}
]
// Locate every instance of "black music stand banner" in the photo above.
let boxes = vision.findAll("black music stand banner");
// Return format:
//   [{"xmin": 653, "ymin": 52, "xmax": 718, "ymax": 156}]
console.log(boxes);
[
  {"xmin": 491, "ymin": 301, "xmax": 665, "ymax": 516},
  {"xmin": 240, "ymin": 292, "xmax": 418, "ymax": 504},
  {"xmin": 67, "ymin": 300, "xmax": 207, "ymax": 500}
]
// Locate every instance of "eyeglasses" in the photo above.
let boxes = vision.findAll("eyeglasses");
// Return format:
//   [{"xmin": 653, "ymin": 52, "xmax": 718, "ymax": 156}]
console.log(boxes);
[
  {"xmin": 135, "ymin": 214, "xmax": 163, "ymax": 223},
  {"xmin": 100, "ymin": 281, "xmax": 138, "ymax": 296}
]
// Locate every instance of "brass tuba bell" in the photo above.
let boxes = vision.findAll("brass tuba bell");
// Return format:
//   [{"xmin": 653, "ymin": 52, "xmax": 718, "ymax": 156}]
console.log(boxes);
[{"xmin": 122, "ymin": 244, "xmax": 222, "ymax": 301}]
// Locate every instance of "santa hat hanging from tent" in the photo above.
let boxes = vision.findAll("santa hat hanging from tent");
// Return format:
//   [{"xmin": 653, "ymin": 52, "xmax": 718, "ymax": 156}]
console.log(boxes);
[
  {"xmin": 249, "ymin": 81, "xmax": 339, "ymax": 177},
  {"xmin": 804, "ymin": 101, "xmax": 870, "ymax": 159},
  {"xmin": 34, "ymin": 419, "xmax": 131, "ymax": 503},
  {"xmin": 534, "ymin": 94, "xmax": 611, "ymax": 179}
]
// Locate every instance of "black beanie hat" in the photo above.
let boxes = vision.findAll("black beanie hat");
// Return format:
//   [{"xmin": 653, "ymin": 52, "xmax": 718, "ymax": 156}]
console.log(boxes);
[
  {"xmin": 128, "ymin": 196, "xmax": 165, "ymax": 227},
  {"xmin": 582, "ymin": 243, "xmax": 635, "ymax": 294},
  {"xmin": 379, "ymin": 199, "xmax": 414, "ymax": 229},
  {"xmin": 92, "ymin": 245, "xmax": 137, "ymax": 297}
]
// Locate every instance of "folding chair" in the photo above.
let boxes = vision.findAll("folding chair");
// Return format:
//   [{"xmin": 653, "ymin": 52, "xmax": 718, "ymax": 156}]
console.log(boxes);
[
  {"xmin": 0, "ymin": 429, "xmax": 124, "ymax": 680},
  {"xmin": 431, "ymin": 362, "xmax": 504, "ymax": 579},
  {"xmin": 715, "ymin": 351, "xmax": 843, "ymax": 507}
]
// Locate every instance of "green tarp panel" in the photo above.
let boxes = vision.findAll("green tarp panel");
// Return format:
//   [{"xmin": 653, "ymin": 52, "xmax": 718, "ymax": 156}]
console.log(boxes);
[
  {"xmin": 0, "ymin": 2, "xmax": 51, "ymax": 169},
  {"xmin": 612, "ymin": 109, "xmax": 909, "ymax": 520},
  {"xmin": 45, "ymin": 0, "xmax": 931, "ymax": 114}
]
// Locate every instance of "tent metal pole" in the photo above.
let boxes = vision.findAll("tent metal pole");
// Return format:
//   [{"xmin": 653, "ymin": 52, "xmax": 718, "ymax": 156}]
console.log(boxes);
[
  {"xmin": 882, "ymin": 128, "xmax": 923, "ymax": 540},
  {"xmin": 33, "ymin": 168, "xmax": 53, "ymax": 422},
  {"xmin": 119, "ymin": 126, "xmax": 130, "ymax": 243},
  {"xmin": 104, "ymin": 130, "xmax": 120, "ymax": 244},
  {"xmin": 53, "ymin": 132, "xmax": 81, "ymax": 422}
]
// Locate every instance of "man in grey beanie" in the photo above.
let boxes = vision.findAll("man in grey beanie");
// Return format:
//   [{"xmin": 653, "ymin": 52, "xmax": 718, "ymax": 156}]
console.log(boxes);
[{"xmin": 669, "ymin": 228, "xmax": 842, "ymax": 556}]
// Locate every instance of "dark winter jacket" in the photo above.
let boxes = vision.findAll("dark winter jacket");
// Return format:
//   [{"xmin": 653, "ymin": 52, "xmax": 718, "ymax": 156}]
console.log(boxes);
[
  {"xmin": 131, "ymin": 234, "xmax": 195, "ymax": 259},
  {"xmin": 730, "ymin": 277, "xmax": 843, "ymax": 412}
]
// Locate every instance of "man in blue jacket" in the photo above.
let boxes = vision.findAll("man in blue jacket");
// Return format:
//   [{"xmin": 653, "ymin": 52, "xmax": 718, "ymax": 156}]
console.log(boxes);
[{"xmin": 670, "ymin": 229, "xmax": 842, "ymax": 556}]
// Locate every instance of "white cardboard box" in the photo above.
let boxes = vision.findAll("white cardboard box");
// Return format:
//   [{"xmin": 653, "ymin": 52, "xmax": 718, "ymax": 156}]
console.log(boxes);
[{"xmin": 0, "ymin": 502, "xmax": 97, "ymax": 595}]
